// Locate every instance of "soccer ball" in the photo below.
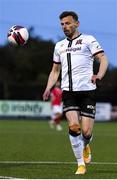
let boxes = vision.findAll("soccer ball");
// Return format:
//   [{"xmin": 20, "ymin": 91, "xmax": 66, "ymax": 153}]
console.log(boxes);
[{"xmin": 7, "ymin": 25, "xmax": 29, "ymax": 45}]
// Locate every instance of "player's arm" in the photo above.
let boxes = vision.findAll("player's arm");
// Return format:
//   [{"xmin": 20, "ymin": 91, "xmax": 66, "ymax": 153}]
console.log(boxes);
[
  {"xmin": 43, "ymin": 63, "xmax": 61, "ymax": 100},
  {"xmin": 91, "ymin": 52, "xmax": 108, "ymax": 84}
]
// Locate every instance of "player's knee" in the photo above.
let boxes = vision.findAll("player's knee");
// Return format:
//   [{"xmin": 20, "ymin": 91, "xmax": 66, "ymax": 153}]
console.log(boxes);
[
  {"xmin": 82, "ymin": 127, "xmax": 92, "ymax": 137},
  {"xmin": 82, "ymin": 133, "xmax": 92, "ymax": 141},
  {"xmin": 69, "ymin": 124, "xmax": 81, "ymax": 136},
  {"xmin": 56, "ymin": 113, "xmax": 62, "ymax": 119}
]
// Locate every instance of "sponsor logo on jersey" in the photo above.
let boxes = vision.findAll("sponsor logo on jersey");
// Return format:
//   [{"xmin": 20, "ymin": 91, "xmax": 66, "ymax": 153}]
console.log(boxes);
[
  {"xmin": 66, "ymin": 47, "xmax": 81, "ymax": 52},
  {"xmin": 87, "ymin": 105, "xmax": 95, "ymax": 109},
  {"xmin": 59, "ymin": 47, "xmax": 81, "ymax": 54}
]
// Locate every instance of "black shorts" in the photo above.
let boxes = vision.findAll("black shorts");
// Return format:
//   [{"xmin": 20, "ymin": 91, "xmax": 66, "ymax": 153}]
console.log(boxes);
[{"xmin": 62, "ymin": 90, "xmax": 97, "ymax": 118}]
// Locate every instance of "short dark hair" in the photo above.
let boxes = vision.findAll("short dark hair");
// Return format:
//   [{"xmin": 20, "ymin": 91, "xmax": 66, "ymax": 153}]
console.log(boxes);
[{"xmin": 59, "ymin": 11, "xmax": 78, "ymax": 21}]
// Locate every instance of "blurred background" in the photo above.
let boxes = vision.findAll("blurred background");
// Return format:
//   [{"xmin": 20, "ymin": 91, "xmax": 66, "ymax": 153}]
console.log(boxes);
[
  {"xmin": 0, "ymin": 0, "xmax": 117, "ymax": 121},
  {"xmin": 0, "ymin": 0, "xmax": 117, "ymax": 178}
]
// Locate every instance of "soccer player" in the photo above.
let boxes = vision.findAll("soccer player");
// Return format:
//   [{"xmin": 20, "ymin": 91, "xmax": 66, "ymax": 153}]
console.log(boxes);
[
  {"xmin": 43, "ymin": 11, "xmax": 108, "ymax": 174},
  {"xmin": 49, "ymin": 80, "xmax": 63, "ymax": 131}
]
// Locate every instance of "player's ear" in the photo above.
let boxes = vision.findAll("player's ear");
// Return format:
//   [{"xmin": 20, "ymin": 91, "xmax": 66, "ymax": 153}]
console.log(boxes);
[{"xmin": 75, "ymin": 21, "xmax": 80, "ymax": 28}]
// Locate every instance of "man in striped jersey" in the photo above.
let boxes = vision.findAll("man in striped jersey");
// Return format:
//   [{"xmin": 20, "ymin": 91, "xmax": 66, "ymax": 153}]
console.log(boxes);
[{"xmin": 43, "ymin": 11, "xmax": 108, "ymax": 175}]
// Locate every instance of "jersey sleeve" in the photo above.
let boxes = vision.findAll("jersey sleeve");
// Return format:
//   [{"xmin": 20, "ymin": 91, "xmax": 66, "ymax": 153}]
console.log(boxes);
[
  {"xmin": 87, "ymin": 35, "xmax": 104, "ymax": 56},
  {"xmin": 53, "ymin": 43, "xmax": 61, "ymax": 64}
]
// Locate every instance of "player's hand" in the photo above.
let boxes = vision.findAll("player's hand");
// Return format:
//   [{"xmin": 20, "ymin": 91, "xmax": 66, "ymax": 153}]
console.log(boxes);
[
  {"xmin": 43, "ymin": 89, "xmax": 50, "ymax": 101},
  {"xmin": 91, "ymin": 75, "xmax": 101, "ymax": 84}
]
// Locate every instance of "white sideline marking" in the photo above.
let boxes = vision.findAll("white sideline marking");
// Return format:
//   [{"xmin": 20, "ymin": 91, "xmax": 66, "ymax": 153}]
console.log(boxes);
[
  {"xmin": 0, "ymin": 175, "xmax": 24, "ymax": 179},
  {"xmin": 0, "ymin": 176, "xmax": 13, "ymax": 179},
  {"xmin": 0, "ymin": 161, "xmax": 117, "ymax": 165}
]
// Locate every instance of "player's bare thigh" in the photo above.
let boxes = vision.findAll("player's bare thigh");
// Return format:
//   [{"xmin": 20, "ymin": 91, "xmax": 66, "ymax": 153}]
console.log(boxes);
[
  {"xmin": 81, "ymin": 116, "xmax": 94, "ymax": 136},
  {"xmin": 65, "ymin": 110, "xmax": 80, "ymax": 126}
]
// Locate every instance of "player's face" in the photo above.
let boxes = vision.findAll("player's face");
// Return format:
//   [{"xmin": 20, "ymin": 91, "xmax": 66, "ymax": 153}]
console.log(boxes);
[{"xmin": 60, "ymin": 16, "xmax": 79, "ymax": 39}]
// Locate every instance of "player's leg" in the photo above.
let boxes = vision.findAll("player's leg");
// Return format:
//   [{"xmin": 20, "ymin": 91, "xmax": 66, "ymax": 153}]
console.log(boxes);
[
  {"xmin": 55, "ymin": 112, "xmax": 63, "ymax": 131},
  {"xmin": 63, "ymin": 91, "xmax": 86, "ymax": 174},
  {"xmin": 53, "ymin": 105, "xmax": 63, "ymax": 131},
  {"xmin": 80, "ymin": 90, "xmax": 96, "ymax": 164},
  {"xmin": 66, "ymin": 110, "xmax": 86, "ymax": 174},
  {"xmin": 49, "ymin": 107, "xmax": 55, "ymax": 129},
  {"xmin": 81, "ymin": 116, "xmax": 94, "ymax": 164}
]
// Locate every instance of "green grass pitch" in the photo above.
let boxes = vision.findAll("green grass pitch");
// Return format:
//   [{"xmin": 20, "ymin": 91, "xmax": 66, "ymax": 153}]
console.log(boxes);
[{"xmin": 0, "ymin": 119, "xmax": 117, "ymax": 179}]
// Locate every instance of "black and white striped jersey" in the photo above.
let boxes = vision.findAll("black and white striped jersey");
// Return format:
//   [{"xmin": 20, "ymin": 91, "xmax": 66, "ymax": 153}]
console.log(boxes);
[{"xmin": 53, "ymin": 33, "xmax": 104, "ymax": 91}]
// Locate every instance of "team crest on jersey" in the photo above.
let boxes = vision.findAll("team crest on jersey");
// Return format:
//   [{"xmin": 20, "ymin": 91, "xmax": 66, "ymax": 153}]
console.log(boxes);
[{"xmin": 75, "ymin": 39, "xmax": 82, "ymax": 45}]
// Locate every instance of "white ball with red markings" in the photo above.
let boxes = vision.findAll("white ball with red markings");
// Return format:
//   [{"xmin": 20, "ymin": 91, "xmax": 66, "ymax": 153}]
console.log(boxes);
[{"xmin": 7, "ymin": 25, "xmax": 29, "ymax": 45}]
